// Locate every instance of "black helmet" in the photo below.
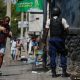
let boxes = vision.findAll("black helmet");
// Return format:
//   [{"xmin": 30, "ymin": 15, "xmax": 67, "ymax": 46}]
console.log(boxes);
[{"xmin": 52, "ymin": 7, "xmax": 61, "ymax": 16}]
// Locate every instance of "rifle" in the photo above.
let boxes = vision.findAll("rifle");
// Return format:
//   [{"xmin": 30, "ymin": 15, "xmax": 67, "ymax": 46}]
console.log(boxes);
[{"xmin": 42, "ymin": 28, "xmax": 49, "ymax": 44}]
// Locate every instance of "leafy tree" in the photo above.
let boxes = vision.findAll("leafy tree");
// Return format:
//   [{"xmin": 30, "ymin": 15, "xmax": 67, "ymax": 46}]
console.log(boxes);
[
  {"xmin": 0, "ymin": 1, "xmax": 22, "ymax": 37},
  {"xmin": 0, "ymin": 1, "xmax": 28, "ymax": 38},
  {"xmin": 11, "ymin": 4, "xmax": 21, "ymax": 37},
  {"xmin": 0, "ymin": 0, "xmax": 6, "ymax": 19},
  {"xmin": 11, "ymin": 4, "xmax": 27, "ymax": 38}
]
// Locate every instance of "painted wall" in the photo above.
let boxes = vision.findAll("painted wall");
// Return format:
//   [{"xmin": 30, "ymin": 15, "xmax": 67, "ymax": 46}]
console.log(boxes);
[
  {"xmin": 52, "ymin": 0, "xmax": 80, "ymax": 28},
  {"xmin": 61, "ymin": 0, "xmax": 80, "ymax": 28}
]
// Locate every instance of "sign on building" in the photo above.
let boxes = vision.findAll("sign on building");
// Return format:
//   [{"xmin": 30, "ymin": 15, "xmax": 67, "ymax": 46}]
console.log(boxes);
[
  {"xmin": 29, "ymin": 13, "xmax": 43, "ymax": 32},
  {"xmin": 18, "ymin": 21, "xmax": 28, "ymax": 28},
  {"xmin": 16, "ymin": 0, "xmax": 43, "ymax": 12}
]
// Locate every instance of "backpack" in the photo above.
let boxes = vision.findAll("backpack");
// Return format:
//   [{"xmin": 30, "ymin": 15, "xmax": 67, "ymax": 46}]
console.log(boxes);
[{"xmin": 49, "ymin": 17, "xmax": 65, "ymax": 38}]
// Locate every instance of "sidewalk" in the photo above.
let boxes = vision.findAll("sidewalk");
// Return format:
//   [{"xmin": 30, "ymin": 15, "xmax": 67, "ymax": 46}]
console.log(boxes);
[
  {"xmin": 0, "ymin": 40, "xmax": 71, "ymax": 80},
  {"xmin": 0, "ymin": 60, "xmax": 71, "ymax": 80}
]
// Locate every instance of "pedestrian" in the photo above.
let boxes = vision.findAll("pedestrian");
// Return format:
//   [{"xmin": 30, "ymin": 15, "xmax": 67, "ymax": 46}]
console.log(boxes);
[
  {"xmin": 0, "ymin": 16, "xmax": 12, "ymax": 75},
  {"xmin": 27, "ymin": 37, "xmax": 30, "ymax": 53},
  {"xmin": 28, "ymin": 38, "xmax": 32, "ymax": 54},
  {"xmin": 16, "ymin": 39, "xmax": 23, "ymax": 60},
  {"xmin": 10, "ymin": 38, "xmax": 17, "ymax": 60},
  {"xmin": 43, "ymin": 7, "xmax": 70, "ymax": 77}
]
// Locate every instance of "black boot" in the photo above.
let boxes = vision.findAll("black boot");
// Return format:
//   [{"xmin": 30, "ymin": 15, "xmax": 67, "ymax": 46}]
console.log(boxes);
[
  {"xmin": 51, "ymin": 68, "xmax": 57, "ymax": 77},
  {"xmin": 62, "ymin": 68, "xmax": 70, "ymax": 77},
  {"xmin": 42, "ymin": 63, "xmax": 48, "ymax": 71}
]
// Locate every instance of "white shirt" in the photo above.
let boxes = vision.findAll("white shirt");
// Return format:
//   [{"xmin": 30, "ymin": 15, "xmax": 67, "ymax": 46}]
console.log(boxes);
[
  {"xmin": 46, "ymin": 16, "xmax": 69, "ymax": 29},
  {"xmin": 28, "ymin": 39, "xmax": 33, "ymax": 54},
  {"xmin": 11, "ymin": 40, "xmax": 17, "ymax": 50}
]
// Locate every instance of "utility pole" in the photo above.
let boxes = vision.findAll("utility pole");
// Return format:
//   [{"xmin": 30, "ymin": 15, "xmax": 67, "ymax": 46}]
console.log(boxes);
[
  {"xmin": 43, "ymin": 0, "xmax": 47, "ymax": 29},
  {"xmin": 25, "ymin": 12, "xmax": 29, "ymax": 56},
  {"xmin": 21, "ymin": 12, "xmax": 24, "ymax": 39},
  {"xmin": 25, "ymin": 13, "xmax": 29, "ymax": 38},
  {"xmin": 6, "ymin": 0, "xmax": 11, "ymax": 25},
  {"xmin": 6, "ymin": 0, "xmax": 11, "ymax": 63},
  {"xmin": 42, "ymin": 0, "xmax": 47, "ymax": 40}
]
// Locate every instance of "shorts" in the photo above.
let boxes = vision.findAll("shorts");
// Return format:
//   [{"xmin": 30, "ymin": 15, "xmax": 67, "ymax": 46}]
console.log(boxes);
[{"xmin": 0, "ymin": 44, "xmax": 6, "ymax": 54}]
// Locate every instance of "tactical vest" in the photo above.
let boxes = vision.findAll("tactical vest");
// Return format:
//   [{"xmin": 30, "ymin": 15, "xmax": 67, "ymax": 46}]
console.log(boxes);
[{"xmin": 49, "ymin": 17, "xmax": 65, "ymax": 38}]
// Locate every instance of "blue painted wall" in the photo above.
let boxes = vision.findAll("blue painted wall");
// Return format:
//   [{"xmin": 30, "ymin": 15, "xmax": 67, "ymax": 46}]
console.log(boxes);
[
  {"xmin": 61, "ymin": 0, "xmax": 80, "ymax": 28},
  {"xmin": 52, "ymin": 0, "xmax": 80, "ymax": 28}
]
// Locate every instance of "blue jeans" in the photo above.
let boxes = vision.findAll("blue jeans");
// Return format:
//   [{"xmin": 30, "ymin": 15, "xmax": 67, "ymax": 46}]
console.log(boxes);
[{"xmin": 49, "ymin": 37, "xmax": 67, "ymax": 68}]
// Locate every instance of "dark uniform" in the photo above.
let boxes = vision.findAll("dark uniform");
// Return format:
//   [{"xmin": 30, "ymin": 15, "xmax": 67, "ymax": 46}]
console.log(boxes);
[{"xmin": 43, "ymin": 7, "xmax": 70, "ymax": 77}]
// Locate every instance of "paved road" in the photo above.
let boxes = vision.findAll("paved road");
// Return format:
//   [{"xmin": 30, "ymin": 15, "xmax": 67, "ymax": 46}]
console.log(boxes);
[
  {"xmin": 0, "ymin": 39, "xmax": 71, "ymax": 80},
  {"xmin": 0, "ymin": 60, "xmax": 71, "ymax": 80}
]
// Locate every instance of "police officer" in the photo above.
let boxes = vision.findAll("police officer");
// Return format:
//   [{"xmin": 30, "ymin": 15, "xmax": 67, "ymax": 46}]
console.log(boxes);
[{"xmin": 43, "ymin": 7, "xmax": 70, "ymax": 77}]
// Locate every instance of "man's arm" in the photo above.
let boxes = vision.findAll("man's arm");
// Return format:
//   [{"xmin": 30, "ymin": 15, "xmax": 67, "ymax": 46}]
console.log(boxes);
[
  {"xmin": 0, "ymin": 25, "xmax": 6, "ymax": 32},
  {"xmin": 62, "ymin": 18, "xmax": 69, "ymax": 36},
  {"xmin": 62, "ymin": 18, "xmax": 69, "ymax": 29},
  {"xmin": 8, "ymin": 31, "xmax": 12, "ymax": 38}
]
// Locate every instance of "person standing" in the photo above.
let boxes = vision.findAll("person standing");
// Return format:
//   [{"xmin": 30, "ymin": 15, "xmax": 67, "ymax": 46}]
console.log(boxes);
[
  {"xmin": 43, "ymin": 7, "xmax": 70, "ymax": 77},
  {"xmin": 0, "ymin": 16, "xmax": 12, "ymax": 75},
  {"xmin": 16, "ymin": 39, "xmax": 23, "ymax": 60},
  {"xmin": 10, "ymin": 38, "xmax": 17, "ymax": 60}
]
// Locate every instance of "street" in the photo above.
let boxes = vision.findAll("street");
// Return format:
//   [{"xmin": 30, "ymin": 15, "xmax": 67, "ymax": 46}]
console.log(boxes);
[
  {"xmin": 0, "ymin": 39, "xmax": 71, "ymax": 80},
  {"xmin": 0, "ymin": 61, "xmax": 71, "ymax": 80},
  {"xmin": 0, "ymin": 41, "xmax": 71, "ymax": 80},
  {"xmin": 0, "ymin": 0, "xmax": 80, "ymax": 80}
]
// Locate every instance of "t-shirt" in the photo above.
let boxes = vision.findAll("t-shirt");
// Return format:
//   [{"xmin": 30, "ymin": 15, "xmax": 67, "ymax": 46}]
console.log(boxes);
[{"xmin": 11, "ymin": 40, "xmax": 17, "ymax": 49}]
